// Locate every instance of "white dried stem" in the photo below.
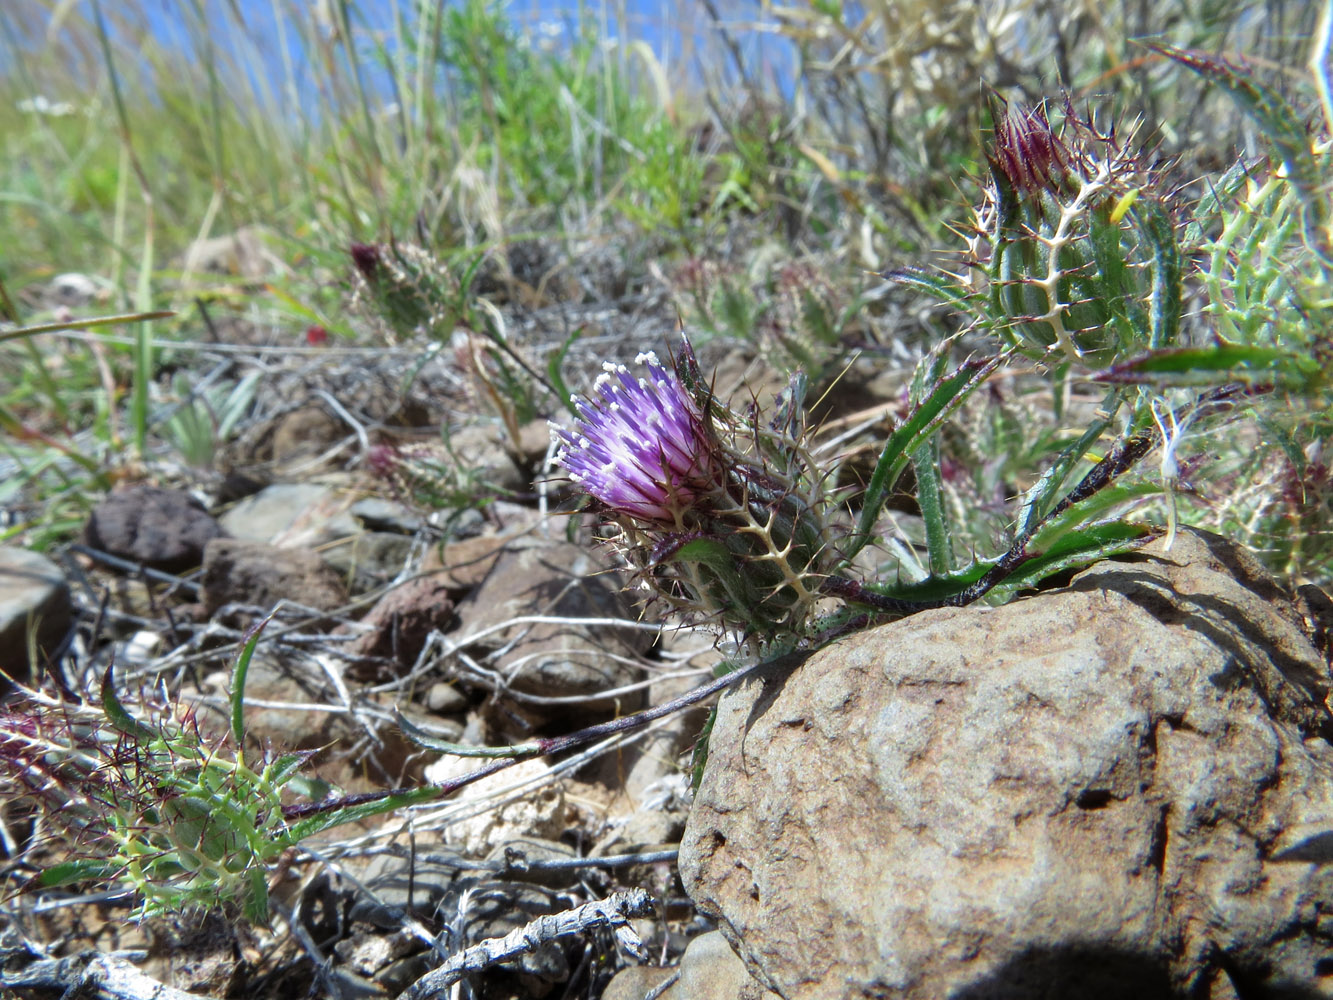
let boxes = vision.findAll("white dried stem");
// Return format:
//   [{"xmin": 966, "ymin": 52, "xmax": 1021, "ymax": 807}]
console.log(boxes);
[
  {"xmin": 0, "ymin": 950, "xmax": 212, "ymax": 1000},
  {"xmin": 396, "ymin": 888, "xmax": 654, "ymax": 1000}
]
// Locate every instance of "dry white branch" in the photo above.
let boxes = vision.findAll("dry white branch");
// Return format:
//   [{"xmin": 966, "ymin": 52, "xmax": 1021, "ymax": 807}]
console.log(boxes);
[
  {"xmin": 0, "ymin": 950, "xmax": 213, "ymax": 1000},
  {"xmin": 396, "ymin": 888, "xmax": 654, "ymax": 1000}
]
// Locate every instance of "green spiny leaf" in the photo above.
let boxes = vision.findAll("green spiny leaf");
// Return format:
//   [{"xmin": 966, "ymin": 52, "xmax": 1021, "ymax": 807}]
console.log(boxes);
[
  {"xmin": 983, "ymin": 522, "xmax": 1153, "ymax": 602},
  {"xmin": 37, "ymin": 859, "xmax": 125, "ymax": 888},
  {"xmin": 911, "ymin": 438, "xmax": 954, "ymax": 575},
  {"xmin": 1147, "ymin": 43, "xmax": 1327, "ymax": 255},
  {"xmin": 243, "ymin": 868, "xmax": 270, "ymax": 926},
  {"xmin": 887, "ymin": 266, "xmax": 975, "ymax": 313},
  {"xmin": 1093, "ymin": 344, "xmax": 1318, "ymax": 387}
]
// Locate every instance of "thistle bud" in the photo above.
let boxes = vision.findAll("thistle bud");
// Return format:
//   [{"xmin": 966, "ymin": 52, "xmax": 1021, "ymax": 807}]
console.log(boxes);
[
  {"xmin": 349, "ymin": 241, "xmax": 383, "ymax": 280},
  {"xmin": 553, "ymin": 345, "xmax": 841, "ymax": 648},
  {"xmin": 974, "ymin": 97, "xmax": 1182, "ymax": 363}
]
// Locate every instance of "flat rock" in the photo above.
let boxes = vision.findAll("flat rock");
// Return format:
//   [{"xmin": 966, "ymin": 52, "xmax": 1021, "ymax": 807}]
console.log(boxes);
[
  {"xmin": 451, "ymin": 536, "xmax": 650, "ymax": 720},
  {"xmin": 425, "ymin": 756, "xmax": 570, "ymax": 856},
  {"xmin": 218, "ymin": 481, "xmax": 359, "ymax": 547},
  {"xmin": 679, "ymin": 531, "xmax": 1333, "ymax": 1000},
  {"xmin": 0, "ymin": 547, "xmax": 71, "ymax": 684},
  {"xmin": 351, "ymin": 498, "xmax": 425, "ymax": 535},
  {"xmin": 420, "ymin": 511, "xmax": 541, "ymax": 592},
  {"xmin": 322, "ymin": 531, "xmax": 414, "ymax": 596},
  {"xmin": 85, "ymin": 485, "xmax": 225, "ymax": 572}
]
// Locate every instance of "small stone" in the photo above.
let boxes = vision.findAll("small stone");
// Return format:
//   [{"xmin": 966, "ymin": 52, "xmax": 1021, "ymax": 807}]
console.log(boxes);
[
  {"xmin": 351, "ymin": 498, "xmax": 425, "ymax": 535},
  {"xmin": 0, "ymin": 547, "xmax": 71, "ymax": 685},
  {"xmin": 85, "ymin": 485, "xmax": 225, "ymax": 572},
  {"xmin": 45, "ymin": 272, "xmax": 99, "ymax": 309},
  {"xmin": 510, "ymin": 417, "xmax": 556, "ymax": 468},
  {"xmin": 602, "ymin": 966, "xmax": 677, "ymax": 1000},
  {"xmin": 673, "ymin": 932, "xmax": 779, "ymax": 1000},
  {"xmin": 322, "ymin": 532, "xmax": 414, "ymax": 596},
  {"xmin": 345, "ymin": 574, "xmax": 456, "ymax": 680},
  {"xmin": 425, "ymin": 682, "xmax": 469, "ymax": 714},
  {"xmin": 269, "ymin": 406, "xmax": 345, "ymax": 468},
  {"xmin": 121, "ymin": 630, "xmax": 163, "ymax": 665}
]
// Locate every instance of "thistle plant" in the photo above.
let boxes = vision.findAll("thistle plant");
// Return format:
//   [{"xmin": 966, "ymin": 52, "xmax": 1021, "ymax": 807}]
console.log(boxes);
[
  {"xmin": 884, "ymin": 48, "xmax": 1332, "ymax": 587},
  {"xmin": 553, "ymin": 344, "xmax": 842, "ymax": 650},
  {"xmin": 2, "ymin": 623, "xmax": 441, "ymax": 924}
]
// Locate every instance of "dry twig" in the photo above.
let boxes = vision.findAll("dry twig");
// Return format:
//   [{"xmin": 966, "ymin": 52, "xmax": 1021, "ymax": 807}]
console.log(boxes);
[
  {"xmin": 396, "ymin": 887, "xmax": 654, "ymax": 1000},
  {"xmin": 0, "ymin": 950, "xmax": 213, "ymax": 1000}
]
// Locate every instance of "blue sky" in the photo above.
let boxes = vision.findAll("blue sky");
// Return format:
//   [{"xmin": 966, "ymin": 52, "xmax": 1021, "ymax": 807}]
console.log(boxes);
[
  {"xmin": 121, "ymin": 0, "xmax": 783, "ymax": 100},
  {"xmin": 3, "ymin": 0, "xmax": 797, "ymax": 124}
]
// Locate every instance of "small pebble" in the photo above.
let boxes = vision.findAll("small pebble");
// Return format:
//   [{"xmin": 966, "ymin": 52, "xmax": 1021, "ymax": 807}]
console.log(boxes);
[{"xmin": 425, "ymin": 682, "xmax": 469, "ymax": 714}]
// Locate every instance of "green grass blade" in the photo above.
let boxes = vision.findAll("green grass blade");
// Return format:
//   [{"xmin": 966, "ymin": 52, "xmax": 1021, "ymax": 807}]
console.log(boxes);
[
  {"xmin": 283, "ymin": 785, "xmax": 445, "ymax": 843},
  {"xmin": 848, "ymin": 353, "xmax": 1004, "ymax": 560},
  {"xmin": 0, "ymin": 311, "xmax": 174, "ymax": 344},
  {"xmin": 230, "ymin": 615, "xmax": 273, "ymax": 749},
  {"xmin": 101, "ymin": 665, "xmax": 158, "ymax": 743}
]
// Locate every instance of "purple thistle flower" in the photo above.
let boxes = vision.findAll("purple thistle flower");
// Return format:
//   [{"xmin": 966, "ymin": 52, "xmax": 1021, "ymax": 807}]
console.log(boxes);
[{"xmin": 554, "ymin": 353, "xmax": 720, "ymax": 523}]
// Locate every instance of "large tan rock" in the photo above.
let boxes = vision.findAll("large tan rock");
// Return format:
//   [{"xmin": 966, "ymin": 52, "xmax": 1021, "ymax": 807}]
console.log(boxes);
[{"xmin": 679, "ymin": 531, "xmax": 1333, "ymax": 999}]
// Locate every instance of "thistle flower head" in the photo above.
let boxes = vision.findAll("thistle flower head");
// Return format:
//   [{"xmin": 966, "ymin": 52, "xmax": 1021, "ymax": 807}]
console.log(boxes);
[
  {"xmin": 553, "ymin": 353, "xmax": 721, "ymax": 523},
  {"xmin": 553, "ymin": 344, "xmax": 843, "ymax": 649}
]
